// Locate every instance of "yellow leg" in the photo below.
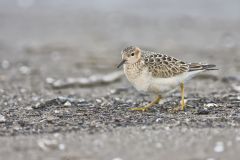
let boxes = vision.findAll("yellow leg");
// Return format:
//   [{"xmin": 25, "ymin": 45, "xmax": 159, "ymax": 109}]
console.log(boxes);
[
  {"xmin": 180, "ymin": 82, "xmax": 185, "ymax": 111},
  {"xmin": 169, "ymin": 82, "xmax": 185, "ymax": 113},
  {"xmin": 130, "ymin": 95, "xmax": 161, "ymax": 112}
]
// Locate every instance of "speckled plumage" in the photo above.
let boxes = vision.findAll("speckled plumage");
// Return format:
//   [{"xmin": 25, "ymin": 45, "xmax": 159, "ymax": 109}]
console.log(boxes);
[{"xmin": 141, "ymin": 50, "xmax": 189, "ymax": 78}]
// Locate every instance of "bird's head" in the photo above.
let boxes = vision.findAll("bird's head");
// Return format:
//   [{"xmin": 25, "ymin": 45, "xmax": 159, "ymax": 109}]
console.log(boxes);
[{"xmin": 117, "ymin": 46, "xmax": 142, "ymax": 68}]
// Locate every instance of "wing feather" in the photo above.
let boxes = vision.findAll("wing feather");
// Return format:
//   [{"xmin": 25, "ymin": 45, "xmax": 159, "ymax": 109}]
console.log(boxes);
[{"xmin": 143, "ymin": 53, "xmax": 189, "ymax": 78}]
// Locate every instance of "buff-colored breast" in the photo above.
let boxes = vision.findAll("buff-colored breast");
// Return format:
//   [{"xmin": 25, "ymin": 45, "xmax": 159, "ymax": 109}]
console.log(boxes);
[{"xmin": 123, "ymin": 61, "xmax": 151, "ymax": 92}]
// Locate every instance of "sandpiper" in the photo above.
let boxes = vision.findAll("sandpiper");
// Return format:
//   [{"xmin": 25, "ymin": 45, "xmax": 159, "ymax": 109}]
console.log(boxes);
[{"xmin": 117, "ymin": 46, "xmax": 217, "ymax": 111}]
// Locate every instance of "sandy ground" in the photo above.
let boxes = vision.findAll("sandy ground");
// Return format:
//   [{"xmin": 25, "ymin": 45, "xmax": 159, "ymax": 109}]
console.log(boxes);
[{"xmin": 0, "ymin": 1, "xmax": 240, "ymax": 160}]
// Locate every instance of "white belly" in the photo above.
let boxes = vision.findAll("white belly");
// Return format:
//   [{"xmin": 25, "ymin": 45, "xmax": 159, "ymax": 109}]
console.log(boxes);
[
  {"xmin": 126, "ymin": 68, "xmax": 152, "ymax": 92},
  {"xmin": 125, "ymin": 64, "xmax": 202, "ymax": 96},
  {"xmin": 149, "ymin": 70, "xmax": 203, "ymax": 95}
]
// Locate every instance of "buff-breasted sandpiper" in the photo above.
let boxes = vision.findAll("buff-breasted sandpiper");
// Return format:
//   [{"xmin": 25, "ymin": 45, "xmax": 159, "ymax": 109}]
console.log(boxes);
[{"xmin": 117, "ymin": 46, "xmax": 217, "ymax": 111}]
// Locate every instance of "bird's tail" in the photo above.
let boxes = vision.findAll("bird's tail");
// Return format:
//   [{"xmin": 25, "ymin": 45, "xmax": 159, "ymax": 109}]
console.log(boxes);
[{"xmin": 188, "ymin": 63, "xmax": 218, "ymax": 72}]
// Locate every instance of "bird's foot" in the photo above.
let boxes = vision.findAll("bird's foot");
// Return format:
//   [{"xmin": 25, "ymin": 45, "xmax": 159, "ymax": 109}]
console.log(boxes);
[
  {"xmin": 168, "ymin": 105, "xmax": 185, "ymax": 113},
  {"xmin": 129, "ymin": 96, "xmax": 161, "ymax": 112},
  {"xmin": 129, "ymin": 106, "xmax": 150, "ymax": 112}
]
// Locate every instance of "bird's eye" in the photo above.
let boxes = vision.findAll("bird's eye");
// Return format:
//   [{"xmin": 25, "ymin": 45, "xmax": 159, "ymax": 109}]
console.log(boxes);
[{"xmin": 131, "ymin": 53, "xmax": 135, "ymax": 56}]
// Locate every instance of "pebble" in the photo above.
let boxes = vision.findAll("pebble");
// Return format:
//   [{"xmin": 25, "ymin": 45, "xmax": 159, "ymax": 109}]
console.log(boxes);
[
  {"xmin": 53, "ymin": 133, "xmax": 61, "ymax": 138},
  {"xmin": 32, "ymin": 96, "xmax": 39, "ymax": 101},
  {"xmin": 34, "ymin": 102, "xmax": 41, "ymax": 108},
  {"xmin": 197, "ymin": 108, "xmax": 210, "ymax": 115},
  {"xmin": 58, "ymin": 143, "xmax": 65, "ymax": 150},
  {"xmin": 37, "ymin": 139, "xmax": 59, "ymax": 151},
  {"xmin": 214, "ymin": 141, "xmax": 224, "ymax": 153},
  {"xmin": 235, "ymin": 136, "xmax": 240, "ymax": 142},
  {"xmin": 54, "ymin": 110, "xmax": 60, "ymax": 114},
  {"xmin": 141, "ymin": 126, "xmax": 147, "ymax": 130},
  {"xmin": 20, "ymin": 88, "xmax": 26, "ymax": 93},
  {"xmin": 19, "ymin": 66, "xmax": 30, "ymax": 74},
  {"xmin": 112, "ymin": 158, "xmax": 123, "ymax": 160},
  {"xmin": 96, "ymin": 99, "xmax": 102, "ymax": 103},
  {"xmin": 0, "ymin": 89, "xmax": 4, "ymax": 93},
  {"xmin": 0, "ymin": 114, "xmax": 6, "ymax": 122},
  {"xmin": 155, "ymin": 142, "xmax": 163, "ymax": 148},
  {"xmin": 110, "ymin": 89, "xmax": 116, "ymax": 94},
  {"xmin": 1, "ymin": 60, "xmax": 10, "ymax": 69},
  {"xmin": 25, "ymin": 106, "xmax": 33, "ymax": 110},
  {"xmin": 114, "ymin": 97, "xmax": 120, "ymax": 101},
  {"xmin": 205, "ymin": 103, "xmax": 218, "ymax": 108},
  {"xmin": 47, "ymin": 116, "xmax": 55, "ymax": 122},
  {"xmin": 232, "ymin": 84, "xmax": 240, "ymax": 92},
  {"xmin": 63, "ymin": 101, "xmax": 71, "ymax": 107},
  {"xmin": 156, "ymin": 118, "xmax": 162, "ymax": 122},
  {"xmin": 206, "ymin": 158, "xmax": 215, "ymax": 160},
  {"xmin": 46, "ymin": 77, "xmax": 55, "ymax": 84}
]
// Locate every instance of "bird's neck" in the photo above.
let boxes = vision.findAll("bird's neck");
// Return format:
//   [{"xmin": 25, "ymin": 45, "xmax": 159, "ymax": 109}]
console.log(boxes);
[{"xmin": 124, "ymin": 60, "xmax": 144, "ymax": 80}]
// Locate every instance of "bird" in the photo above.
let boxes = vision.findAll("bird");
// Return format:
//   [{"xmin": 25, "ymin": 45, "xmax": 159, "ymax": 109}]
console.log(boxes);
[{"xmin": 117, "ymin": 46, "xmax": 217, "ymax": 112}]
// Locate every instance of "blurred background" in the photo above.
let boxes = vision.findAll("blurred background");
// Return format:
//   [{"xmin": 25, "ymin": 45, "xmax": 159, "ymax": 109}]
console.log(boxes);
[{"xmin": 0, "ymin": 0, "xmax": 239, "ymax": 79}]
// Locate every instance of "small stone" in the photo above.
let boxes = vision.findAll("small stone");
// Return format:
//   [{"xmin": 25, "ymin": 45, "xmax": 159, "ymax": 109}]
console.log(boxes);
[
  {"xmin": 57, "ymin": 96, "xmax": 68, "ymax": 103},
  {"xmin": 19, "ymin": 66, "xmax": 30, "ymax": 74},
  {"xmin": 1, "ymin": 60, "xmax": 10, "ymax": 69},
  {"xmin": 110, "ymin": 89, "xmax": 116, "ymax": 94},
  {"xmin": 47, "ymin": 116, "xmax": 55, "ymax": 122},
  {"xmin": 37, "ymin": 139, "xmax": 59, "ymax": 151},
  {"xmin": 20, "ymin": 88, "xmax": 26, "ymax": 93},
  {"xmin": 96, "ymin": 99, "xmax": 102, "ymax": 103},
  {"xmin": 54, "ymin": 110, "xmax": 60, "ymax": 114},
  {"xmin": 197, "ymin": 108, "xmax": 210, "ymax": 115},
  {"xmin": 13, "ymin": 125, "xmax": 21, "ymax": 131},
  {"xmin": 46, "ymin": 77, "xmax": 55, "ymax": 84},
  {"xmin": 185, "ymin": 118, "xmax": 190, "ymax": 123},
  {"xmin": 32, "ymin": 96, "xmax": 39, "ymax": 101},
  {"xmin": 53, "ymin": 133, "xmax": 61, "ymax": 138},
  {"xmin": 205, "ymin": 103, "xmax": 218, "ymax": 108},
  {"xmin": 156, "ymin": 118, "xmax": 162, "ymax": 122},
  {"xmin": 164, "ymin": 126, "xmax": 170, "ymax": 130},
  {"xmin": 232, "ymin": 84, "xmax": 240, "ymax": 92},
  {"xmin": 0, "ymin": 89, "xmax": 4, "ymax": 93},
  {"xmin": 141, "ymin": 126, "xmax": 147, "ymax": 130},
  {"xmin": 78, "ymin": 98, "xmax": 86, "ymax": 103},
  {"xmin": 112, "ymin": 158, "xmax": 123, "ymax": 160},
  {"xmin": 206, "ymin": 158, "xmax": 215, "ymax": 160},
  {"xmin": 0, "ymin": 115, "xmax": 6, "ymax": 122},
  {"xmin": 52, "ymin": 80, "xmax": 62, "ymax": 87},
  {"xmin": 214, "ymin": 141, "xmax": 224, "ymax": 153},
  {"xmin": 63, "ymin": 101, "xmax": 71, "ymax": 107},
  {"xmin": 235, "ymin": 136, "xmax": 240, "ymax": 141},
  {"xmin": 34, "ymin": 102, "xmax": 41, "ymax": 108},
  {"xmin": 114, "ymin": 97, "xmax": 120, "ymax": 101},
  {"xmin": 58, "ymin": 143, "xmax": 65, "ymax": 150},
  {"xmin": 155, "ymin": 142, "xmax": 162, "ymax": 148},
  {"xmin": 25, "ymin": 106, "xmax": 33, "ymax": 110}
]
